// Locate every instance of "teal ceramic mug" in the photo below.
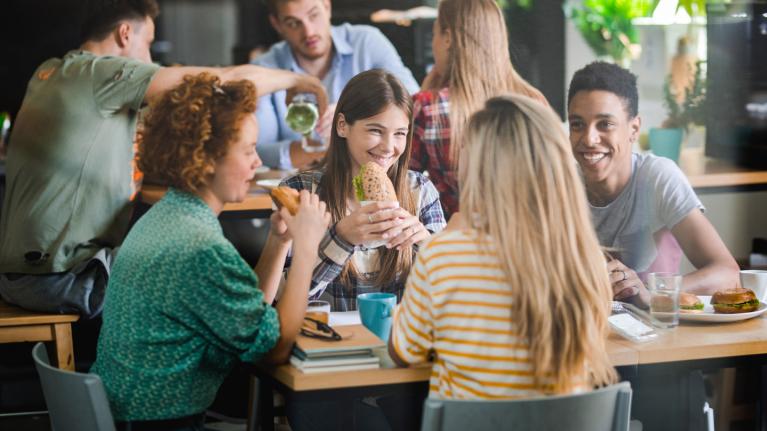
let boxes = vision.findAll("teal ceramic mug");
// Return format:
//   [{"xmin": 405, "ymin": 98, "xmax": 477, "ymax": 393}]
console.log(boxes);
[{"xmin": 357, "ymin": 292, "xmax": 397, "ymax": 342}]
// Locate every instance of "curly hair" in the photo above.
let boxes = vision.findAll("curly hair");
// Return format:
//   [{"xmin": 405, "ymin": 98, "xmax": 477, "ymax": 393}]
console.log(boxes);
[
  {"xmin": 137, "ymin": 72, "xmax": 258, "ymax": 193},
  {"xmin": 81, "ymin": 0, "xmax": 160, "ymax": 43},
  {"xmin": 567, "ymin": 61, "xmax": 639, "ymax": 118}
]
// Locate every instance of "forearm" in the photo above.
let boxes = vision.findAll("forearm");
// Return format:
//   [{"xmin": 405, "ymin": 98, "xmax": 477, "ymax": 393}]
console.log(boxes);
[
  {"xmin": 266, "ymin": 248, "xmax": 316, "ymax": 363},
  {"xmin": 683, "ymin": 262, "xmax": 740, "ymax": 295},
  {"xmin": 254, "ymin": 233, "xmax": 292, "ymax": 304},
  {"xmin": 146, "ymin": 65, "xmax": 299, "ymax": 104},
  {"xmin": 289, "ymin": 140, "xmax": 325, "ymax": 170},
  {"xmin": 218, "ymin": 65, "xmax": 298, "ymax": 98}
]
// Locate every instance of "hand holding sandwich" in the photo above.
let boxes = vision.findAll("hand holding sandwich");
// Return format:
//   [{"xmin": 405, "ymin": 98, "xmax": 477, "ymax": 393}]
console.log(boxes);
[
  {"xmin": 384, "ymin": 208, "xmax": 430, "ymax": 250},
  {"xmin": 279, "ymin": 190, "xmax": 331, "ymax": 254},
  {"xmin": 337, "ymin": 161, "xmax": 429, "ymax": 249},
  {"xmin": 335, "ymin": 201, "xmax": 402, "ymax": 246},
  {"xmin": 607, "ymin": 259, "xmax": 650, "ymax": 308}
]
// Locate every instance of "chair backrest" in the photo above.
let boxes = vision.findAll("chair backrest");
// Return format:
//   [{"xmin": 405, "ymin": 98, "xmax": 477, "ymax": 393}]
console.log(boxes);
[
  {"xmin": 32, "ymin": 343, "xmax": 116, "ymax": 431},
  {"xmin": 421, "ymin": 381, "xmax": 632, "ymax": 431}
]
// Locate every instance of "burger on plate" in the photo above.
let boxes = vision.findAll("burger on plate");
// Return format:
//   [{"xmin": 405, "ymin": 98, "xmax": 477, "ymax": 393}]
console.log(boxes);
[
  {"xmin": 679, "ymin": 292, "xmax": 704, "ymax": 314},
  {"xmin": 710, "ymin": 287, "xmax": 760, "ymax": 314}
]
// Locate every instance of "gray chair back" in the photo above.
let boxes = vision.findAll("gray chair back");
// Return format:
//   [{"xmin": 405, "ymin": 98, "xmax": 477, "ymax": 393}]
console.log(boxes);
[
  {"xmin": 32, "ymin": 342, "xmax": 116, "ymax": 431},
  {"xmin": 421, "ymin": 381, "xmax": 632, "ymax": 431}
]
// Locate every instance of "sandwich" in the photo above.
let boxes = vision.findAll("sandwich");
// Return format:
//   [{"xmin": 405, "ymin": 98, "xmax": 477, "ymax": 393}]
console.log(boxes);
[
  {"xmin": 710, "ymin": 287, "xmax": 760, "ymax": 314},
  {"xmin": 270, "ymin": 187, "xmax": 300, "ymax": 215},
  {"xmin": 352, "ymin": 162, "xmax": 397, "ymax": 202},
  {"xmin": 679, "ymin": 292, "xmax": 704, "ymax": 314}
]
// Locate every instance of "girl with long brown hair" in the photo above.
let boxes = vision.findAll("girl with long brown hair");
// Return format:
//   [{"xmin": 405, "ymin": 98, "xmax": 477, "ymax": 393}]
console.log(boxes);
[
  {"xmin": 391, "ymin": 94, "xmax": 616, "ymax": 398},
  {"xmin": 280, "ymin": 69, "xmax": 446, "ymax": 312},
  {"xmin": 411, "ymin": 0, "xmax": 548, "ymax": 219}
]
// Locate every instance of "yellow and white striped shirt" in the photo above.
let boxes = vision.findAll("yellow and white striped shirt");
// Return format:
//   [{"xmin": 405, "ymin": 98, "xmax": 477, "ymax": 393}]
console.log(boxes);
[{"xmin": 392, "ymin": 229, "xmax": 563, "ymax": 399}]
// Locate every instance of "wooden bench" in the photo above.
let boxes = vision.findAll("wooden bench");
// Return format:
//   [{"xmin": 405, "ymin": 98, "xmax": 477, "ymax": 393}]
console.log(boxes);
[{"xmin": 0, "ymin": 300, "xmax": 79, "ymax": 370}]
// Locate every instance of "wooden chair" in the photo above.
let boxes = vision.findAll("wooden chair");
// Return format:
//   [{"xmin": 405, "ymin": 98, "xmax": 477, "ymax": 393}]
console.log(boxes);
[
  {"xmin": 0, "ymin": 299, "xmax": 79, "ymax": 370},
  {"xmin": 420, "ymin": 382, "xmax": 633, "ymax": 431}
]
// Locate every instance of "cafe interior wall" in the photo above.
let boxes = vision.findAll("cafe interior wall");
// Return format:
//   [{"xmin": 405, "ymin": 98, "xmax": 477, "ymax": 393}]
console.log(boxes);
[{"xmin": 566, "ymin": 18, "xmax": 767, "ymax": 270}]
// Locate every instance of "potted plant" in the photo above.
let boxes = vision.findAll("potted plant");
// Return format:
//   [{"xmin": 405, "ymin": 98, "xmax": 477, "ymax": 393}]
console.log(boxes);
[
  {"xmin": 564, "ymin": 0, "xmax": 652, "ymax": 66},
  {"xmin": 649, "ymin": 60, "xmax": 706, "ymax": 163}
]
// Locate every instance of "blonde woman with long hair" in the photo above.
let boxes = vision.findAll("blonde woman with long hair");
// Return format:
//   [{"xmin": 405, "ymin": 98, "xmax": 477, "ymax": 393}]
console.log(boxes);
[
  {"xmin": 410, "ymin": 0, "xmax": 548, "ymax": 219},
  {"xmin": 391, "ymin": 95, "xmax": 616, "ymax": 398}
]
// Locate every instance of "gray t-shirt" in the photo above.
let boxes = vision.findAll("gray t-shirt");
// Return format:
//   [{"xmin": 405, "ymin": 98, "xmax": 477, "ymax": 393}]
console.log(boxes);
[{"xmin": 590, "ymin": 153, "xmax": 704, "ymax": 276}]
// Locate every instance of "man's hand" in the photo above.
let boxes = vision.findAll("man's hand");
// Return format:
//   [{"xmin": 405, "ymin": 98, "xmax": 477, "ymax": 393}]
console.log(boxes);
[
  {"xmin": 314, "ymin": 103, "xmax": 336, "ymax": 145},
  {"xmin": 607, "ymin": 259, "xmax": 650, "ymax": 308}
]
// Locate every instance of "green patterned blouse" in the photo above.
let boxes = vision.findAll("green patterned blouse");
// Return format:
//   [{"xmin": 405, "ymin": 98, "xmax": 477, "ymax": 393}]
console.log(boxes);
[{"xmin": 92, "ymin": 188, "xmax": 280, "ymax": 421}]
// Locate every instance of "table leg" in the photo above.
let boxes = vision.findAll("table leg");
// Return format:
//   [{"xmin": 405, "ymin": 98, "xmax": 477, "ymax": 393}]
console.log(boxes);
[
  {"xmin": 258, "ymin": 377, "xmax": 275, "ymax": 431},
  {"xmin": 53, "ymin": 323, "xmax": 74, "ymax": 371}
]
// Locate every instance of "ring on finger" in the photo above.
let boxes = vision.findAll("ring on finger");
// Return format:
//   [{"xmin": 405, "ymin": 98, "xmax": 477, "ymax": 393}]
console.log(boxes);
[
  {"xmin": 620, "ymin": 270, "xmax": 627, "ymax": 281},
  {"xmin": 368, "ymin": 214, "xmax": 374, "ymax": 224}
]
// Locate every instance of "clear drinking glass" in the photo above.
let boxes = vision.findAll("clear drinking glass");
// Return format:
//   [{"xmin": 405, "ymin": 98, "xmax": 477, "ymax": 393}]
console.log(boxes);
[
  {"xmin": 285, "ymin": 94, "xmax": 324, "ymax": 153},
  {"xmin": 648, "ymin": 272, "xmax": 682, "ymax": 328},
  {"xmin": 305, "ymin": 300, "xmax": 331, "ymax": 324}
]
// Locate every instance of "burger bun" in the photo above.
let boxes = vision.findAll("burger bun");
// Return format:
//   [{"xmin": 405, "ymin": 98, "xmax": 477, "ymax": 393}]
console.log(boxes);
[{"xmin": 270, "ymin": 187, "xmax": 300, "ymax": 215}]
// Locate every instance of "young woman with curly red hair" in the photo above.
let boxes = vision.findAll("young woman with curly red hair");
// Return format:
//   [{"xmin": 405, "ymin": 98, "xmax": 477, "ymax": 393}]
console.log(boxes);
[{"xmin": 92, "ymin": 72, "xmax": 330, "ymax": 430}]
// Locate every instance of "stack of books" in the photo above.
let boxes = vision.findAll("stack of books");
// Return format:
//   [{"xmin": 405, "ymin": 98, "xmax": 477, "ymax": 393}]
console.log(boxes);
[{"xmin": 291, "ymin": 324, "xmax": 385, "ymax": 374}]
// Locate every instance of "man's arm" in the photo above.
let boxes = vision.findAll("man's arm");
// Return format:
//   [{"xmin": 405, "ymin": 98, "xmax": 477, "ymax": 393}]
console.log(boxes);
[
  {"xmin": 144, "ymin": 64, "xmax": 328, "ymax": 113},
  {"xmin": 672, "ymin": 209, "xmax": 740, "ymax": 294}
]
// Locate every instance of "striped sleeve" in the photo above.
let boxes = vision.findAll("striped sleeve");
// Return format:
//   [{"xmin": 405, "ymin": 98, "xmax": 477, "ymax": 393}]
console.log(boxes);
[{"xmin": 391, "ymin": 245, "xmax": 434, "ymax": 364}]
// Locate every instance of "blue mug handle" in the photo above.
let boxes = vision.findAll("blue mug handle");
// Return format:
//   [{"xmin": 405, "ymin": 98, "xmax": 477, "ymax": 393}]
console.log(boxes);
[{"xmin": 381, "ymin": 303, "xmax": 392, "ymax": 319}]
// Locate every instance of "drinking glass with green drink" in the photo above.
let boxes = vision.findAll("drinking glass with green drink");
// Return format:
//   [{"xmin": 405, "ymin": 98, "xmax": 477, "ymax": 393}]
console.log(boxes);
[{"xmin": 286, "ymin": 94, "xmax": 324, "ymax": 153}]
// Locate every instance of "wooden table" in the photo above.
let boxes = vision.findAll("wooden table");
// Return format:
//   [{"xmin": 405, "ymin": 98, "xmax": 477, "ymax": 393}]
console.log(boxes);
[
  {"xmin": 248, "ymin": 316, "xmax": 767, "ymax": 430},
  {"xmin": 680, "ymin": 147, "xmax": 767, "ymax": 192},
  {"xmin": 139, "ymin": 170, "xmax": 291, "ymax": 219},
  {"xmin": 0, "ymin": 300, "xmax": 79, "ymax": 370}
]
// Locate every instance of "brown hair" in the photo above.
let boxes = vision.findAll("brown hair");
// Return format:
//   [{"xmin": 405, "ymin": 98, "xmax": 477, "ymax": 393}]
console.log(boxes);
[
  {"xmin": 263, "ymin": 0, "xmax": 295, "ymax": 15},
  {"xmin": 318, "ymin": 69, "xmax": 416, "ymax": 287},
  {"xmin": 81, "ymin": 0, "xmax": 160, "ymax": 43},
  {"xmin": 137, "ymin": 72, "xmax": 257, "ymax": 193},
  {"xmin": 433, "ymin": 0, "xmax": 547, "ymax": 166},
  {"xmin": 459, "ymin": 94, "xmax": 617, "ymax": 392}
]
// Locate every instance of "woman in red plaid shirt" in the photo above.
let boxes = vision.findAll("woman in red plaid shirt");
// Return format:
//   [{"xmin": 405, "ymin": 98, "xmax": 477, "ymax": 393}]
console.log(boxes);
[{"xmin": 410, "ymin": 0, "xmax": 548, "ymax": 219}]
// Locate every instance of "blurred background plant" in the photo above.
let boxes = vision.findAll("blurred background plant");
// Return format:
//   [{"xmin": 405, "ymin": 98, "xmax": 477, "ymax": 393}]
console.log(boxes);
[
  {"xmin": 564, "ymin": 0, "xmax": 655, "ymax": 65},
  {"xmin": 495, "ymin": 0, "xmax": 533, "ymax": 10},
  {"xmin": 663, "ymin": 60, "xmax": 706, "ymax": 131}
]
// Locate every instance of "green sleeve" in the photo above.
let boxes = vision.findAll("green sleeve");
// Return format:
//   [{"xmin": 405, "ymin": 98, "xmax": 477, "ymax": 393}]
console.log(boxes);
[
  {"xmin": 170, "ymin": 242, "xmax": 281, "ymax": 364},
  {"xmin": 91, "ymin": 56, "xmax": 160, "ymax": 116}
]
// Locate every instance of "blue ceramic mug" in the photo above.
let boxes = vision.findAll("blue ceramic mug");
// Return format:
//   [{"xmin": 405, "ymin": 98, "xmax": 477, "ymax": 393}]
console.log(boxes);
[{"xmin": 357, "ymin": 292, "xmax": 397, "ymax": 342}]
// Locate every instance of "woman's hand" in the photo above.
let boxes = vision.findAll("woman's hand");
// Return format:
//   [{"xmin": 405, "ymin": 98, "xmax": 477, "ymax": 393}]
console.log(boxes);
[
  {"xmin": 280, "ymin": 191, "xmax": 330, "ymax": 254},
  {"xmin": 335, "ymin": 201, "xmax": 401, "ymax": 246},
  {"xmin": 384, "ymin": 208, "xmax": 430, "ymax": 250},
  {"xmin": 607, "ymin": 259, "xmax": 650, "ymax": 308},
  {"xmin": 269, "ymin": 211, "xmax": 292, "ymax": 245}
]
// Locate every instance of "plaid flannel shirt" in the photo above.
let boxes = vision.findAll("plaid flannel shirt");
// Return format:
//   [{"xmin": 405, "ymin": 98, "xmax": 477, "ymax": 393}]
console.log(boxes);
[
  {"xmin": 410, "ymin": 88, "xmax": 459, "ymax": 219},
  {"xmin": 280, "ymin": 169, "xmax": 446, "ymax": 311}
]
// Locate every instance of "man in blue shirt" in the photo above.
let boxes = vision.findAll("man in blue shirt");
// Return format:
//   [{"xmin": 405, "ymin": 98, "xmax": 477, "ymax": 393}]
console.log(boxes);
[{"xmin": 254, "ymin": 0, "xmax": 420, "ymax": 169}]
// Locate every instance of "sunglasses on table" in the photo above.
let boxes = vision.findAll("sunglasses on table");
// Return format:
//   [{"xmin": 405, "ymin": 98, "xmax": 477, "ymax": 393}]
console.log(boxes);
[{"xmin": 300, "ymin": 316, "xmax": 342, "ymax": 341}]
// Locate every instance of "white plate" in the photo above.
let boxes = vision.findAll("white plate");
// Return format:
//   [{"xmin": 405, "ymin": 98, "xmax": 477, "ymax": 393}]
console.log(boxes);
[
  {"xmin": 253, "ymin": 166, "xmax": 270, "ymax": 174},
  {"xmin": 677, "ymin": 296, "xmax": 767, "ymax": 323},
  {"xmin": 255, "ymin": 179, "xmax": 282, "ymax": 190}
]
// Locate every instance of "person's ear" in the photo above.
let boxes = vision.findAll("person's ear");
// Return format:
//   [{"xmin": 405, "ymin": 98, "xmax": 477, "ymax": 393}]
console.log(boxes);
[
  {"xmin": 444, "ymin": 28, "xmax": 451, "ymax": 49},
  {"xmin": 336, "ymin": 114, "xmax": 348, "ymax": 138},
  {"xmin": 115, "ymin": 21, "xmax": 131, "ymax": 48},
  {"xmin": 629, "ymin": 115, "xmax": 642, "ymax": 143},
  {"xmin": 268, "ymin": 14, "xmax": 282, "ymax": 35}
]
